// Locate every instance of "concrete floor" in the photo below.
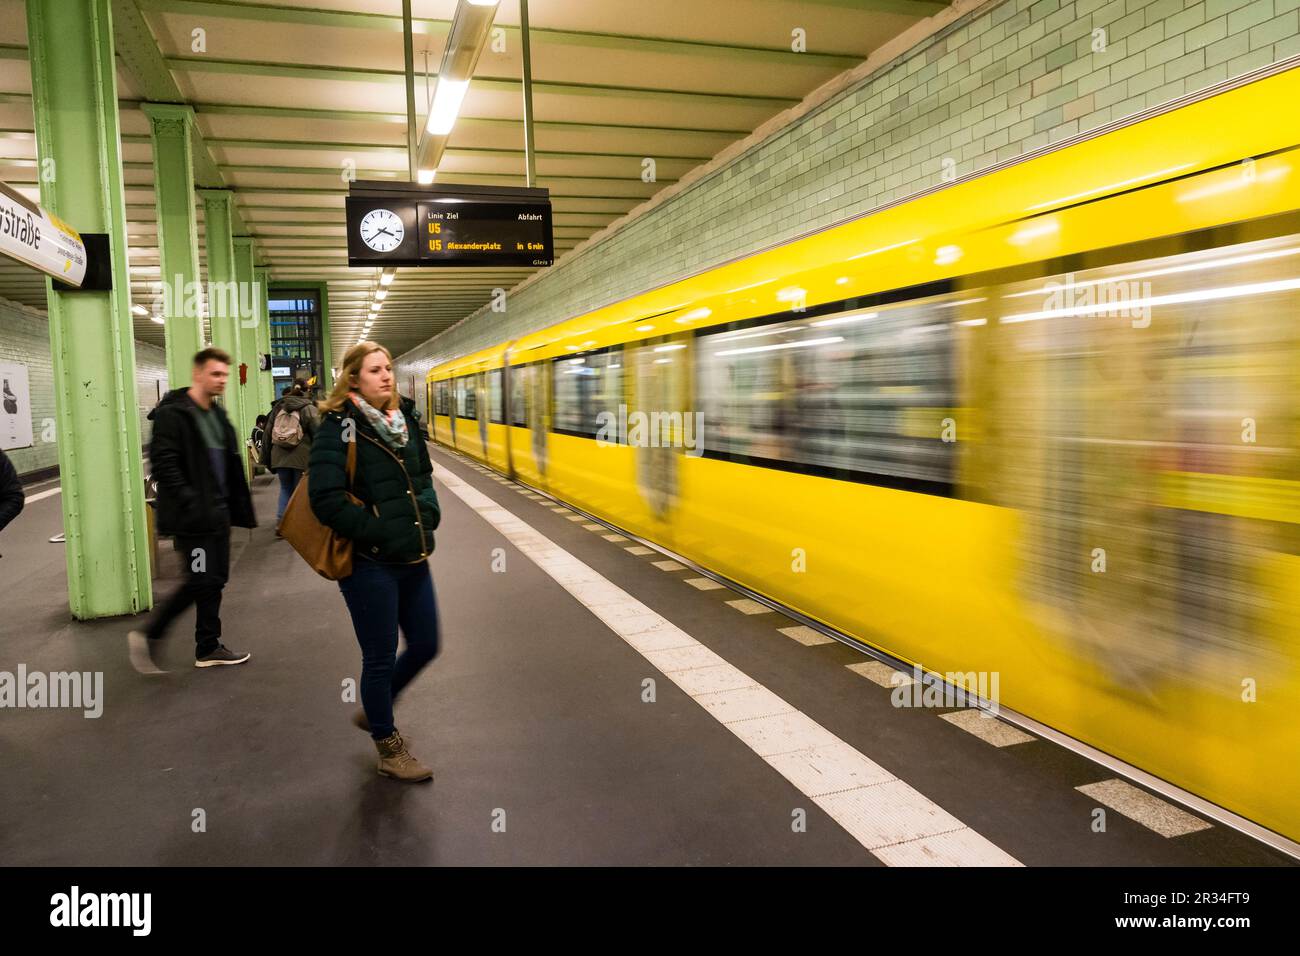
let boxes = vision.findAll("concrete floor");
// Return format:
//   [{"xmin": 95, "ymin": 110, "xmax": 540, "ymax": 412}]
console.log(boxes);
[{"xmin": 0, "ymin": 446, "xmax": 1293, "ymax": 866}]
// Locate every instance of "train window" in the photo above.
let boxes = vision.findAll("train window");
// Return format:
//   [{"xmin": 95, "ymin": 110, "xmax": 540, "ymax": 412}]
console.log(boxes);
[
  {"xmin": 552, "ymin": 347, "xmax": 623, "ymax": 438},
  {"xmin": 509, "ymin": 363, "xmax": 530, "ymax": 427},
  {"xmin": 455, "ymin": 375, "xmax": 477, "ymax": 419},
  {"xmin": 488, "ymin": 368, "xmax": 504, "ymax": 424},
  {"xmin": 695, "ymin": 302, "xmax": 956, "ymax": 493},
  {"xmin": 435, "ymin": 380, "xmax": 448, "ymax": 416}
]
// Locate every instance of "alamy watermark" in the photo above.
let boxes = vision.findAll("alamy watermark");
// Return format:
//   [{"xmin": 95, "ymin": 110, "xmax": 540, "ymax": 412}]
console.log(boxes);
[
  {"xmin": 150, "ymin": 274, "xmax": 263, "ymax": 327},
  {"xmin": 0, "ymin": 665, "xmax": 103, "ymax": 718},
  {"xmin": 890, "ymin": 665, "xmax": 1001, "ymax": 716},
  {"xmin": 1043, "ymin": 272, "xmax": 1153, "ymax": 328},
  {"xmin": 595, "ymin": 403, "xmax": 705, "ymax": 456}
]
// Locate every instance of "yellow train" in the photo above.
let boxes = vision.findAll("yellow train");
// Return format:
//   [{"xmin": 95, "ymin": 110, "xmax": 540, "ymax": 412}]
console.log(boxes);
[{"xmin": 428, "ymin": 62, "xmax": 1300, "ymax": 844}]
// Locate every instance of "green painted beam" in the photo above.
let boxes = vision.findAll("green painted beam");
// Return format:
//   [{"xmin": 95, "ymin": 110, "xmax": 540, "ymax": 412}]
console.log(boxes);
[
  {"xmin": 142, "ymin": 102, "xmax": 204, "ymax": 385},
  {"xmin": 136, "ymin": 0, "xmax": 880, "ymax": 64},
  {"xmin": 108, "ymin": 0, "xmax": 252, "ymax": 233},
  {"xmin": 162, "ymin": 55, "xmax": 803, "ymax": 106},
  {"xmin": 27, "ymin": 0, "xmax": 151, "ymax": 617}
]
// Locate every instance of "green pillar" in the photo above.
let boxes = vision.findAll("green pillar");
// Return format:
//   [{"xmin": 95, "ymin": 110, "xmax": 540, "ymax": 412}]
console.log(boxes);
[
  {"xmin": 142, "ymin": 102, "xmax": 203, "ymax": 386},
  {"xmin": 255, "ymin": 266, "xmax": 274, "ymax": 408},
  {"xmin": 318, "ymin": 282, "xmax": 334, "ymax": 392},
  {"xmin": 27, "ymin": 0, "xmax": 150, "ymax": 617},
  {"xmin": 233, "ymin": 236, "xmax": 261, "ymax": 436},
  {"xmin": 199, "ymin": 188, "xmax": 247, "ymax": 476}
]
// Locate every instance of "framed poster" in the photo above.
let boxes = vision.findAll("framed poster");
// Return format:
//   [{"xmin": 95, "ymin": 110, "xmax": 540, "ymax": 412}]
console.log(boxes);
[{"xmin": 0, "ymin": 361, "xmax": 33, "ymax": 450}]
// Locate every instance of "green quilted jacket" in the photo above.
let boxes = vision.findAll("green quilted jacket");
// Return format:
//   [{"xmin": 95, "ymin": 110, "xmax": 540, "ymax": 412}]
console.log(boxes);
[{"xmin": 308, "ymin": 406, "xmax": 441, "ymax": 564}]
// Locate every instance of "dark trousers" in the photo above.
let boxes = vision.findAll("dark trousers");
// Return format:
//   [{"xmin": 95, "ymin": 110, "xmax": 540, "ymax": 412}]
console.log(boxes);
[
  {"xmin": 146, "ymin": 507, "xmax": 232, "ymax": 658},
  {"xmin": 338, "ymin": 557, "xmax": 440, "ymax": 739},
  {"xmin": 275, "ymin": 467, "xmax": 301, "ymax": 522}
]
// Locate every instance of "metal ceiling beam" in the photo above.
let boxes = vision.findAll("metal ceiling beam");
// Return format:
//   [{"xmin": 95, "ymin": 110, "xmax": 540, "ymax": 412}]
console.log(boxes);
[
  {"xmin": 107, "ymin": 0, "xmax": 252, "ymax": 237},
  {"xmin": 162, "ymin": 56, "xmax": 803, "ymax": 107},
  {"xmin": 135, "ymin": 0, "xmax": 880, "ymax": 65}
]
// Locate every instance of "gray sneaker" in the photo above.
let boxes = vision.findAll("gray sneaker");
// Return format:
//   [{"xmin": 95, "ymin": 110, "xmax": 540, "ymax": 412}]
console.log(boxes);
[
  {"xmin": 128, "ymin": 630, "xmax": 167, "ymax": 676},
  {"xmin": 195, "ymin": 644, "xmax": 251, "ymax": 668}
]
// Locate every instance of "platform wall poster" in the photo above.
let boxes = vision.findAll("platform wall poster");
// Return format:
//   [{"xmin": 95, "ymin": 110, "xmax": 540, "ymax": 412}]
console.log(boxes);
[{"xmin": 0, "ymin": 361, "xmax": 33, "ymax": 451}]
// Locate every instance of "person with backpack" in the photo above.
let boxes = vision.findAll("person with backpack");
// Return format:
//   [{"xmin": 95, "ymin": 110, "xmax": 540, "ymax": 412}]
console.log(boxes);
[
  {"xmin": 0, "ymin": 448, "xmax": 24, "ymax": 554},
  {"xmin": 266, "ymin": 382, "xmax": 319, "ymax": 525},
  {"xmin": 308, "ymin": 341, "xmax": 441, "ymax": 782}
]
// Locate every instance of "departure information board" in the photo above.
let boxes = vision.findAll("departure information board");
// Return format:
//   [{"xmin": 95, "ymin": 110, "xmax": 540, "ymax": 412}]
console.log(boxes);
[{"xmin": 346, "ymin": 182, "xmax": 553, "ymax": 269}]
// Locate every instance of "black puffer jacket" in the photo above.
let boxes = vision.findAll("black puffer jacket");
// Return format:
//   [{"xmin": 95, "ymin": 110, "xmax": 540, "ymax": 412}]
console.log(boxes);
[
  {"xmin": 0, "ymin": 449, "xmax": 23, "ymax": 534},
  {"xmin": 148, "ymin": 388, "xmax": 256, "ymax": 536},
  {"xmin": 308, "ymin": 404, "xmax": 440, "ymax": 564}
]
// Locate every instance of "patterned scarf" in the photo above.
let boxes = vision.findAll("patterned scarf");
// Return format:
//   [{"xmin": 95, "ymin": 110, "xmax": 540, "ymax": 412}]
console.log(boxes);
[{"xmin": 349, "ymin": 392, "xmax": 409, "ymax": 450}]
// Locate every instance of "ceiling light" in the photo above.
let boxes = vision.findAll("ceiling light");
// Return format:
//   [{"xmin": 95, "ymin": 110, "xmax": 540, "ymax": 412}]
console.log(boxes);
[
  {"xmin": 376, "ymin": 289, "xmax": 388, "ymax": 301},
  {"xmin": 131, "ymin": 304, "xmax": 147, "ymax": 316},
  {"xmin": 150, "ymin": 315, "xmax": 164, "ymax": 324},
  {"xmin": 379, "ymin": 269, "xmax": 396, "ymax": 286},
  {"xmin": 426, "ymin": 79, "xmax": 470, "ymax": 137}
]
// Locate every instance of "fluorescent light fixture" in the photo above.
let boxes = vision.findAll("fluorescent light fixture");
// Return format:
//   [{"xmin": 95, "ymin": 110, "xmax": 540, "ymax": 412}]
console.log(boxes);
[
  {"xmin": 131, "ymin": 304, "xmax": 147, "ymax": 316},
  {"xmin": 426, "ymin": 79, "xmax": 470, "ymax": 136},
  {"xmin": 370, "ymin": 303, "xmax": 381, "ymax": 312},
  {"xmin": 956, "ymin": 318, "xmax": 987, "ymax": 327},
  {"xmin": 417, "ymin": 168, "xmax": 436, "ymax": 185},
  {"xmin": 568, "ymin": 357, "xmax": 585, "ymax": 364},
  {"xmin": 379, "ymin": 269, "xmax": 396, "ymax": 286},
  {"xmin": 714, "ymin": 325, "xmax": 804, "ymax": 343},
  {"xmin": 653, "ymin": 358, "xmax": 673, "ymax": 364},
  {"xmin": 375, "ymin": 289, "xmax": 388, "ymax": 301},
  {"xmin": 714, "ymin": 336, "xmax": 843, "ymax": 357},
  {"xmin": 150, "ymin": 315, "xmax": 164, "ymax": 324},
  {"xmin": 653, "ymin": 343, "xmax": 686, "ymax": 352}
]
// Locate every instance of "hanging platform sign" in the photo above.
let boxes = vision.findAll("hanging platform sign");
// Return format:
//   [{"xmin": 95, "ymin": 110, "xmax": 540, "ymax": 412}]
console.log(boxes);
[
  {"xmin": 346, "ymin": 181, "xmax": 553, "ymax": 269},
  {"xmin": 0, "ymin": 180, "xmax": 88, "ymax": 287}
]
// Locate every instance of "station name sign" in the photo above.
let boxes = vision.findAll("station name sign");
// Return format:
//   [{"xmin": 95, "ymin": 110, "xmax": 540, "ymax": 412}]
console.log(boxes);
[
  {"xmin": 346, "ymin": 181, "xmax": 553, "ymax": 269},
  {"xmin": 0, "ymin": 180, "xmax": 88, "ymax": 287}
]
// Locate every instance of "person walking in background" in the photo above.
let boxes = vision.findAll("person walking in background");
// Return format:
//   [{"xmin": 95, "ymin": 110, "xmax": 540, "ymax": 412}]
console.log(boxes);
[
  {"xmin": 0, "ymin": 448, "xmax": 24, "ymax": 556},
  {"xmin": 128, "ymin": 348, "xmax": 255, "ymax": 673},
  {"xmin": 309, "ymin": 342, "xmax": 442, "ymax": 783},
  {"xmin": 265, "ymin": 382, "xmax": 319, "ymax": 526}
]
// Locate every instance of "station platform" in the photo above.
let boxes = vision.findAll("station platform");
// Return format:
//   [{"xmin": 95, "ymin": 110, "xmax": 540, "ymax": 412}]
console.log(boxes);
[{"xmin": 0, "ymin": 444, "xmax": 1292, "ymax": 868}]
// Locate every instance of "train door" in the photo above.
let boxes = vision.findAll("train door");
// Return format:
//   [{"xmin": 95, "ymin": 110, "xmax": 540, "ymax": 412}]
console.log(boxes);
[
  {"xmin": 629, "ymin": 336, "xmax": 688, "ymax": 522},
  {"xmin": 528, "ymin": 357, "xmax": 549, "ymax": 484},
  {"xmin": 502, "ymin": 347, "xmax": 516, "ymax": 478}
]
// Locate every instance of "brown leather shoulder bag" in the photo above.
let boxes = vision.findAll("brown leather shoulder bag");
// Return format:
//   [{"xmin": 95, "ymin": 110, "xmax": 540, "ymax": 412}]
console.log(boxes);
[{"xmin": 277, "ymin": 436, "xmax": 359, "ymax": 580}]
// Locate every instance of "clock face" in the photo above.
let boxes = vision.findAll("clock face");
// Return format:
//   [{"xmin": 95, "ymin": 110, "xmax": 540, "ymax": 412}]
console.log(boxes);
[{"xmin": 359, "ymin": 208, "xmax": 404, "ymax": 252}]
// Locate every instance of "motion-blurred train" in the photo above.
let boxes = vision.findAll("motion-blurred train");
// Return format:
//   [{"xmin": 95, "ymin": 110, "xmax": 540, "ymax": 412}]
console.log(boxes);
[{"xmin": 427, "ymin": 62, "xmax": 1300, "ymax": 844}]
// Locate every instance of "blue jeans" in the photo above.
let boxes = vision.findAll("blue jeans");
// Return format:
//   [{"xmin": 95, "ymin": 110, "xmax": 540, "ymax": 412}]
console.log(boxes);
[
  {"xmin": 337, "ymin": 557, "xmax": 441, "ymax": 739},
  {"xmin": 275, "ymin": 468, "xmax": 301, "ymax": 522}
]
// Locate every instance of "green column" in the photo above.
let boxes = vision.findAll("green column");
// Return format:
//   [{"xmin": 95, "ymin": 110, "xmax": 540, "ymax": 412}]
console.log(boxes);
[
  {"xmin": 255, "ymin": 266, "xmax": 274, "ymax": 408},
  {"xmin": 318, "ymin": 282, "xmax": 333, "ymax": 391},
  {"xmin": 142, "ymin": 102, "xmax": 203, "ymax": 386},
  {"xmin": 233, "ymin": 236, "xmax": 261, "ymax": 436},
  {"xmin": 199, "ymin": 188, "xmax": 247, "ymax": 476},
  {"xmin": 27, "ymin": 0, "xmax": 150, "ymax": 617}
]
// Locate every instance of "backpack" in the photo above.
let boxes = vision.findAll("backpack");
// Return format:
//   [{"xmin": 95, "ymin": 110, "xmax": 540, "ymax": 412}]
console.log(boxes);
[{"xmin": 271, "ymin": 407, "xmax": 304, "ymax": 448}]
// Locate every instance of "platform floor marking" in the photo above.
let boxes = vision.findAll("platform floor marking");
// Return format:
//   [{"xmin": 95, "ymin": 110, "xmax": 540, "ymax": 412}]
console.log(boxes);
[
  {"xmin": 624, "ymin": 546, "xmax": 654, "ymax": 556},
  {"xmin": 848, "ymin": 661, "xmax": 915, "ymax": 687},
  {"xmin": 651, "ymin": 559, "xmax": 686, "ymax": 571},
  {"xmin": 685, "ymin": 577, "xmax": 725, "ymax": 591},
  {"xmin": 582, "ymin": 522, "xmax": 603, "ymax": 531},
  {"xmin": 23, "ymin": 486, "xmax": 63, "ymax": 504},
  {"xmin": 1076, "ymin": 779, "xmax": 1212, "ymax": 838},
  {"xmin": 602, "ymin": 534, "xmax": 629, "ymax": 543},
  {"xmin": 940, "ymin": 709, "xmax": 1035, "ymax": 747},
  {"xmin": 433, "ymin": 459, "xmax": 1020, "ymax": 867},
  {"xmin": 726, "ymin": 598, "xmax": 773, "ymax": 615},
  {"xmin": 778, "ymin": 625, "xmax": 834, "ymax": 646}
]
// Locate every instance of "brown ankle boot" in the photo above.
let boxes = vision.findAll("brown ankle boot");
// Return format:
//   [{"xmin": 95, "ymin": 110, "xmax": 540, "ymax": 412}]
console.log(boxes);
[{"xmin": 374, "ymin": 731, "xmax": 432, "ymax": 782}]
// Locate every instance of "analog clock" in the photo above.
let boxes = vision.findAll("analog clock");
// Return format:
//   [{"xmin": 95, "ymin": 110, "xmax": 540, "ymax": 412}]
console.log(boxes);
[{"xmin": 359, "ymin": 208, "xmax": 404, "ymax": 252}]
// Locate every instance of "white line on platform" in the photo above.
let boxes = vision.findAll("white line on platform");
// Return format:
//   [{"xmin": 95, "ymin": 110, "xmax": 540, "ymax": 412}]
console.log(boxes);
[
  {"xmin": 432, "ymin": 459, "xmax": 1021, "ymax": 867},
  {"xmin": 24, "ymin": 486, "xmax": 63, "ymax": 504}
]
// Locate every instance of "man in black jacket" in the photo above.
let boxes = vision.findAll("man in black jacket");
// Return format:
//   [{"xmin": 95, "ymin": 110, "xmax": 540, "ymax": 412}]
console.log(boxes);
[
  {"xmin": 0, "ymin": 449, "xmax": 24, "ymax": 555},
  {"xmin": 128, "ymin": 348, "xmax": 256, "ymax": 673}
]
